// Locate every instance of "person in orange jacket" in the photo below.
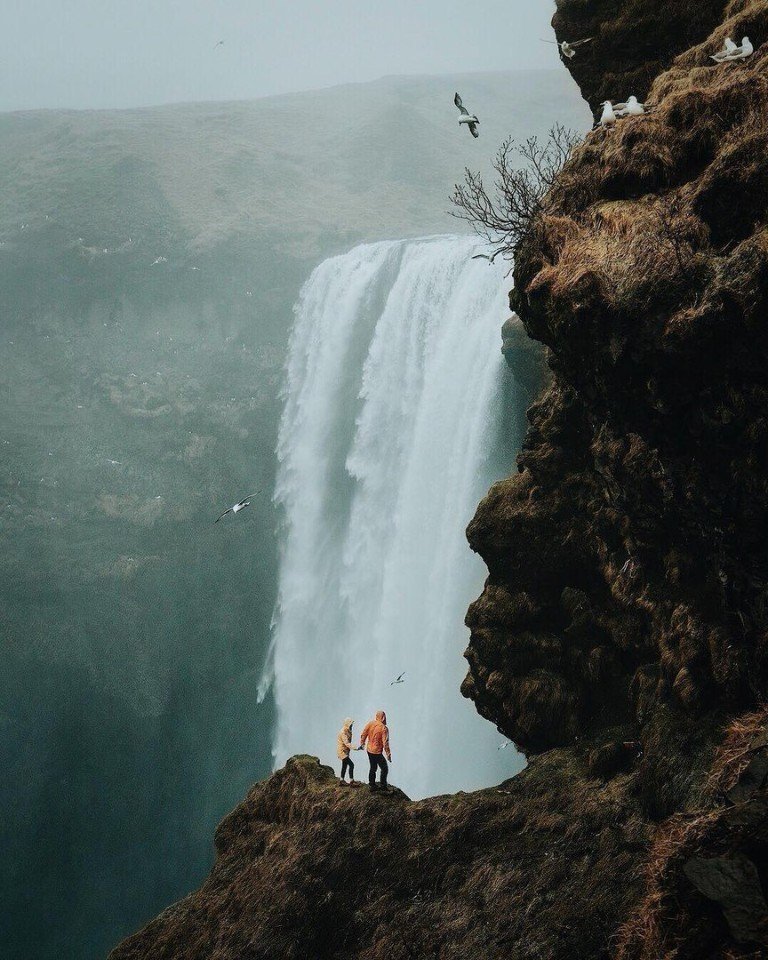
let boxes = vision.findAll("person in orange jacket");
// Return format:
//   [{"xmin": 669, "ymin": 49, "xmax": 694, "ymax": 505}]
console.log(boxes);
[{"xmin": 359, "ymin": 710, "xmax": 391, "ymax": 791}]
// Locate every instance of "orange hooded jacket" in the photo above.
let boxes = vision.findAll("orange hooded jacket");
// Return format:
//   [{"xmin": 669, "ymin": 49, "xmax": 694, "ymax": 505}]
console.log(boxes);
[{"xmin": 359, "ymin": 711, "xmax": 391, "ymax": 760}]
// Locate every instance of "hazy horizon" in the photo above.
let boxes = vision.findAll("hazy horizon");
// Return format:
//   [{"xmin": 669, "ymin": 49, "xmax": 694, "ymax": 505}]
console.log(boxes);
[
  {"xmin": 1, "ymin": 66, "xmax": 570, "ymax": 117},
  {"xmin": 0, "ymin": 1, "xmax": 560, "ymax": 112}
]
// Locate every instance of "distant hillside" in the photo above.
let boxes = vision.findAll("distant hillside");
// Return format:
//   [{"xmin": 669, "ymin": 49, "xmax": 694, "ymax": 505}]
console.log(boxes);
[
  {"xmin": 0, "ymin": 72, "xmax": 589, "ymax": 960},
  {"xmin": 0, "ymin": 71, "xmax": 587, "ymax": 258}
]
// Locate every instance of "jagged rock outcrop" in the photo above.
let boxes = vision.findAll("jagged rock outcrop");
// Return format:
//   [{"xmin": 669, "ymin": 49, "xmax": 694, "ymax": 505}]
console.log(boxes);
[
  {"xmin": 461, "ymin": 0, "xmax": 768, "ymax": 955},
  {"xmin": 464, "ymin": 0, "xmax": 768, "ymax": 772},
  {"xmin": 110, "ymin": 3, "xmax": 768, "ymax": 959},
  {"xmin": 552, "ymin": 0, "xmax": 730, "ymax": 115},
  {"xmin": 110, "ymin": 753, "xmax": 647, "ymax": 960}
]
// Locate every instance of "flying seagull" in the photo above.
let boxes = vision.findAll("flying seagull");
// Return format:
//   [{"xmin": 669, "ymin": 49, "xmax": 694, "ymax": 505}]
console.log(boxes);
[
  {"xmin": 454, "ymin": 92, "xmax": 479, "ymax": 138},
  {"xmin": 215, "ymin": 493, "xmax": 259, "ymax": 523},
  {"xmin": 391, "ymin": 673, "xmax": 406, "ymax": 685},
  {"xmin": 541, "ymin": 37, "xmax": 593, "ymax": 59},
  {"xmin": 560, "ymin": 38, "xmax": 593, "ymax": 59},
  {"xmin": 472, "ymin": 251, "xmax": 502, "ymax": 264},
  {"xmin": 214, "ymin": 40, "xmax": 224, "ymax": 49},
  {"xmin": 497, "ymin": 741, "xmax": 511, "ymax": 750}
]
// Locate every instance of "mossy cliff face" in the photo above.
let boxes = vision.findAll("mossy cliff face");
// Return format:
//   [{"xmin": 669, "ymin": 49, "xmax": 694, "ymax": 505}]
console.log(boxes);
[
  {"xmin": 464, "ymin": 0, "xmax": 768, "ymax": 770},
  {"xmin": 110, "ymin": 4, "xmax": 768, "ymax": 959},
  {"xmin": 108, "ymin": 754, "xmax": 646, "ymax": 960},
  {"xmin": 462, "ymin": 0, "xmax": 768, "ymax": 954},
  {"xmin": 552, "ymin": 0, "xmax": 730, "ymax": 115}
]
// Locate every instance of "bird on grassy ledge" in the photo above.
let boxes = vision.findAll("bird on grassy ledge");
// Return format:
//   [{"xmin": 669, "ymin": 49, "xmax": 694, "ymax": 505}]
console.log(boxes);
[
  {"xmin": 598, "ymin": 101, "xmax": 617, "ymax": 128},
  {"xmin": 454, "ymin": 92, "xmax": 479, "ymax": 138},
  {"xmin": 614, "ymin": 96, "xmax": 646, "ymax": 118},
  {"xmin": 711, "ymin": 37, "xmax": 739, "ymax": 61},
  {"xmin": 711, "ymin": 36, "xmax": 753, "ymax": 62},
  {"xmin": 215, "ymin": 493, "xmax": 259, "ymax": 523}
]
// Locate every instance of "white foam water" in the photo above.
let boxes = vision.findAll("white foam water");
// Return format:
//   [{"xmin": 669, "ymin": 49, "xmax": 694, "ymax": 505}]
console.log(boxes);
[{"xmin": 269, "ymin": 235, "xmax": 526, "ymax": 798}]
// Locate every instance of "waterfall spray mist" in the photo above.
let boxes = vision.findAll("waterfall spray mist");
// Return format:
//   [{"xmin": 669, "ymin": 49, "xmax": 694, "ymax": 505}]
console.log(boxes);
[{"xmin": 270, "ymin": 236, "xmax": 526, "ymax": 798}]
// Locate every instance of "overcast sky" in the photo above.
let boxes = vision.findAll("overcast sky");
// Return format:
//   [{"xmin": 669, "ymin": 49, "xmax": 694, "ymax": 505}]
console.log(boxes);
[{"xmin": 1, "ymin": 0, "xmax": 560, "ymax": 112}]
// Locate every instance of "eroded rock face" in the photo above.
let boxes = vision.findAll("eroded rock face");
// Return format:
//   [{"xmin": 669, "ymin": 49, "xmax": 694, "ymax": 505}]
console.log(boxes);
[
  {"xmin": 552, "ymin": 0, "xmax": 729, "ymax": 115},
  {"xmin": 109, "ymin": 753, "xmax": 646, "ymax": 960},
  {"xmin": 464, "ymin": 0, "xmax": 768, "ymax": 765}
]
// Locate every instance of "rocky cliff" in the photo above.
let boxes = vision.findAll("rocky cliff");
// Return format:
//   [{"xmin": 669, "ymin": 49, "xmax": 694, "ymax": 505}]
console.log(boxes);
[{"xmin": 109, "ymin": 3, "xmax": 768, "ymax": 958}]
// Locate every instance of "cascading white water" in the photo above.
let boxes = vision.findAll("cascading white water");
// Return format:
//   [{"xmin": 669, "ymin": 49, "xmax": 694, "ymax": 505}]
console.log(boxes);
[{"xmin": 269, "ymin": 235, "xmax": 526, "ymax": 798}]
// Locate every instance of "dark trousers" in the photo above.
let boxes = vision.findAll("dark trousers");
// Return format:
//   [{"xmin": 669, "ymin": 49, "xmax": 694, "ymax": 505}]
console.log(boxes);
[
  {"xmin": 340, "ymin": 757, "xmax": 354, "ymax": 780},
  {"xmin": 367, "ymin": 751, "xmax": 388, "ymax": 787}
]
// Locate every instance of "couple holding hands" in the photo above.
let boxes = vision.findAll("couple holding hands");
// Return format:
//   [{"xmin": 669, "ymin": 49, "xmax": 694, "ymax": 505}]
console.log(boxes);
[{"xmin": 337, "ymin": 711, "xmax": 392, "ymax": 792}]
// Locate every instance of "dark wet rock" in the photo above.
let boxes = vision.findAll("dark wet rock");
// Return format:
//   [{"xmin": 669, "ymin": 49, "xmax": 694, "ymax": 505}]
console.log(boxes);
[
  {"xmin": 588, "ymin": 741, "xmax": 642, "ymax": 779},
  {"xmin": 726, "ymin": 750, "xmax": 768, "ymax": 805},
  {"xmin": 501, "ymin": 312, "xmax": 549, "ymax": 401},
  {"xmin": 684, "ymin": 853, "xmax": 768, "ymax": 945},
  {"xmin": 552, "ymin": 0, "xmax": 729, "ymax": 115},
  {"xmin": 465, "ymin": 1, "xmax": 768, "ymax": 763}
]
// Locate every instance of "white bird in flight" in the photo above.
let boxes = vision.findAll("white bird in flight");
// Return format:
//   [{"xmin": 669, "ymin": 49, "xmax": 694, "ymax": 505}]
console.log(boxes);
[
  {"xmin": 454, "ymin": 92, "xmax": 479, "ymax": 138},
  {"xmin": 541, "ymin": 37, "xmax": 593, "ymax": 59},
  {"xmin": 215, "ymin": 493, "xmax": 259, "ymax": 523},
  {"xmin": 390, "ymin": 673, "xmax": 406, "ymax": 685}
]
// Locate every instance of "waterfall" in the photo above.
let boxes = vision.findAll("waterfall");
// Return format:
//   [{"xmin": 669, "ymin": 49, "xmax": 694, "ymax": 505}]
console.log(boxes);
[{"xmin": 269, "ymin": 235, "xmax": 526, "ymax": 798}]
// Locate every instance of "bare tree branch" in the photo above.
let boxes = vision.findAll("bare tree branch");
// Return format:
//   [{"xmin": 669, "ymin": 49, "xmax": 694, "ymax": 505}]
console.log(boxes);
[
  {"xmin": 450, "ymin": 123, "xmax": 580, "ymax": 263},
  {"xmin": 654, "ymin": 196, "xmax": 692, "ymax": 275}
]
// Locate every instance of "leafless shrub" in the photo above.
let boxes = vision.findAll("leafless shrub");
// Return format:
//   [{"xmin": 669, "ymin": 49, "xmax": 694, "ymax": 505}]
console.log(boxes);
[
  {"xmin": 450, "ymin": 123, "xmax": 581, "ymax": 263},
  {"xmin": 654, "ymin": 195, "xmax": 694, "ymax": 274}
]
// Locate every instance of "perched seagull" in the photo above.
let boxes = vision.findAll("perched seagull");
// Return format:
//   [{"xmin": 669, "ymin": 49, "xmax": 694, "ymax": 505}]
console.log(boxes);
[
  {"xmin": 711, "ymin": 37, "xmax": 739, "ymax": 61},
  {"xmin": 390, "ymin": 673, "xmax": 406, "ymax": 685},
  {"xmin": 712, "ymin": 36, "xmax": 753, "ymax": 62},
  {"xmin": 214, "ymin": 493, "xmax": 259, "ymax": 523},
  {"xmin": 454, "ymin": 92, "xmax": 479, "ymax": 138},
  {"xmin": 614, "ymin": 95, "xmax": 646, "ymax": 118},
  {"xmin": 734, "ymin": 36, "xmax": 754, "ymax": 60},
  {"xmin": 541, "ymin": 37, "xmax": 593, "ymax": 59},
  {"xmin": 599, "ymin": 101, "xmax": 617, "ymax": 128}
]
